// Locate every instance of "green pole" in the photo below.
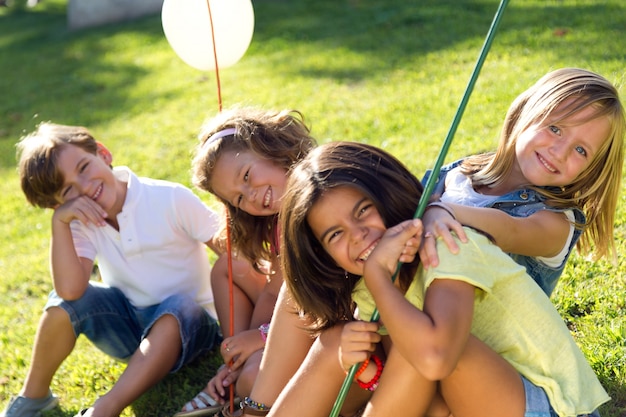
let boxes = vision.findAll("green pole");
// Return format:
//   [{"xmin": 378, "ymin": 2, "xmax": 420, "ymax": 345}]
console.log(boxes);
[{"xmin": 328, "ymin": 0, "xmax": 510, "ymax": 416}]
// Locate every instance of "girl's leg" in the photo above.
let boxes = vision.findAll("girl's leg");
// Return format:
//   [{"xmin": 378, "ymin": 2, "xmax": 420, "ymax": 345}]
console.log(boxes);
[
  {"xmin": 212, "ymin": 255, "xmax": 268, "ymax": 336},
  {"xmin": 235, "ymin": 349, "xmax": 263, "ymax": 398},
  {"xmin": 243, "ymin": 284, "xmax": 316, "ymax": 413},
  {"xmin": 362, "ymin": 347, "xmax": 438, "ymax": 417},
  {"xmin": 440, "ymin": 335, "xmax": 525, "ymax": 417},
  {"xmin": 267, "ymin": 323, "xmax": 370, "ymax": 417}
]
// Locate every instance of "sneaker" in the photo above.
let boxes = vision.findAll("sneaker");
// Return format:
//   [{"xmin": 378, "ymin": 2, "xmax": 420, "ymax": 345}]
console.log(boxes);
[{"xmin": 1, "ymin": 390, "xmax": 59, "ymax": 417}]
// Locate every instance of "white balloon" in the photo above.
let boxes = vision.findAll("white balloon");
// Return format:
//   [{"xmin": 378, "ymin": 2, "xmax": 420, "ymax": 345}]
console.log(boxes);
[{"xmin": 162, "ymin": 0, "xmax": 254, "ymax": 71}]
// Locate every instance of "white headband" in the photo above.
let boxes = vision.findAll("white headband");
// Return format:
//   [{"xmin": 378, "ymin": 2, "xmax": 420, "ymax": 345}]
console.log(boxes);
[{"xmin": 202, "ymin": 127, "xmax": 237, "ymax": 148}]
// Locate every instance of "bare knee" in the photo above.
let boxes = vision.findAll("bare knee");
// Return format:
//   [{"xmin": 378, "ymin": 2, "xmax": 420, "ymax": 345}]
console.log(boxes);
[{"xmin": 40, "ymin": 306, "xmax": 71, "ymax": 327}]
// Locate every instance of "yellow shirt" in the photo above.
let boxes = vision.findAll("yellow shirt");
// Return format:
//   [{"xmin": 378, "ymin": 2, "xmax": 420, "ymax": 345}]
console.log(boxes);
[{"xmin": 353, "ymin": 228, "xmax": 609, "ymax": 417}]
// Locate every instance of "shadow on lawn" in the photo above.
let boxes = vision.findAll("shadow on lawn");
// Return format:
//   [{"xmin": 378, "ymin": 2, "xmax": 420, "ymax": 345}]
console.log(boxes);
[{"xmin": 1, "ymin": 0, "xmax": 624, "ymax": 169}]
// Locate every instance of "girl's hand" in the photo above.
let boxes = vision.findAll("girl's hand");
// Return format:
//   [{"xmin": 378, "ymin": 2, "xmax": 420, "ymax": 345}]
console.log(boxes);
[
  {"xmin": 205, "ymin": 364, "xmax": 242, "ymax": 404},
  {"xmin": 338, "ymin": 321, "xmax": 381, "ymax": 372},
  {"xmin": 420, "ymin": 205, "xmax": 467, "ymax": 269},
  {"xmin": 220, "ymin": 329, "xmax": 265, "ymax": 371},
  {"xmin": 53, "ymin": 195, "xmax": 108, "ymax": 227},
  {"xmin": 365, "ymin": 218, "xmax": 423, "ymax": 279}
]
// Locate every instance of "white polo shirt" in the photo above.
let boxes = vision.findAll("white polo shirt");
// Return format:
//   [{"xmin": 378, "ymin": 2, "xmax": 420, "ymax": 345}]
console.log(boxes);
[{"xmin": 71, "ymin": 167, "xmax": 220, "ymax": 317}]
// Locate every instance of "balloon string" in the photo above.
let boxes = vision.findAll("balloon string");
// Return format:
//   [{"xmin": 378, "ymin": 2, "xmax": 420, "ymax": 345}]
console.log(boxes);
[
  {"xmin": 205, "ymin": 0, "xmax": 223, "ymax": 111},
  {"xmin": 225, "ymin": 210, "xmax": 235, "ymax": 413},
  {"xmin": 328, "ymin": 0, "xmax": 510, "ymax": 415},
  {"xmin": 206, "ymin": 1, "xmax": 230, "ymax": 410}
]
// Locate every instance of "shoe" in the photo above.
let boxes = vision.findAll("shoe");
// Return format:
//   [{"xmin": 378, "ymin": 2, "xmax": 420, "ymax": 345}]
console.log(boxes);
[
  {"xmin": 173, "ymin": 392, "xmax": 236, "ymax": 417},
  {"xmin": 73, "ymin": 409, "xmax": 89, "ymax": 417},
  {"xmin": 1, "ymin": 390, "xmax": 59, "ymax": 417},
  {"xmin": 213, "ymin": 403, "xmax": 243, "ymax": 417}
]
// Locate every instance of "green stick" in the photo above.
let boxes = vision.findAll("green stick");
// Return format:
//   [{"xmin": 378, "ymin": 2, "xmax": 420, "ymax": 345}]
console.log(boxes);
[{"xmin": 328, "ymin": 1, "xmax": 510, "ymax": 416}]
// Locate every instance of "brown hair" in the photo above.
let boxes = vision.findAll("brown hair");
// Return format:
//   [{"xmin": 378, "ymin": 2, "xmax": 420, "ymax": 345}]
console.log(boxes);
[
  {"xmin": 280, "ymin": 141, "xmax": 423, "ymax": 332},
  {"xmin": 17, "ymin": 122, "xmax": 99, "ymax": 209},
  {"xmin": 191, "ymin": 106, "xmax": 316, "ymax": 268}
]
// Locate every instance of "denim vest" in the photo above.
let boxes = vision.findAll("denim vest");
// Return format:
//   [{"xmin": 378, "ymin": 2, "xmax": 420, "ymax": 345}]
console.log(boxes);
[{"xmin": 422, "ymin": 160, "xmax": 585, "ymax": 297}]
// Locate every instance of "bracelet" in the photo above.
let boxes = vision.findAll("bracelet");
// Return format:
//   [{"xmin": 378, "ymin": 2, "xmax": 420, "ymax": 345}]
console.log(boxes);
[
  {"xmin": 242, "ymin": 405, "xmax": 270, "ymax": 416},
  {"xmin": 258, "ymin": 323, "xmax": 270, "ymax": 343},
  {"xmin": 426, "ymin": 202, "xmax": 456, "ymax": 220},
  {"xmin": 243, "ymin": 397, "xmax": 270, "ymax": 416},
  {"xmin": 353, "ymin": 357, "xmax": 370, "ymax": 380},
  {"xmin": 356, "ymin": 354, "xmax": 384, "ymax": 392}
]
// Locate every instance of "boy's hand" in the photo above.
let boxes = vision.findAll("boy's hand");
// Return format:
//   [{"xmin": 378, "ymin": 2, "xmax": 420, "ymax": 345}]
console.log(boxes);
[
  {"xmin": 53, "ymin": 195, "xmax": 108, "ymax": 227},
  {"xmin": 338, "ymin": 321, "xmax": 381, "ymax": 372}
]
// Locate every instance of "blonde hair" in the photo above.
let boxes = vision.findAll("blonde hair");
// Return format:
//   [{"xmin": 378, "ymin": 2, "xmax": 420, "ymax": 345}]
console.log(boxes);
[
  {"xmin": 462, "ymin": 68, "xmax": 625, "ymax": 261},
  {"xmin": 191, "ymin": 106, "xmax": 316, "ymax": 267}
]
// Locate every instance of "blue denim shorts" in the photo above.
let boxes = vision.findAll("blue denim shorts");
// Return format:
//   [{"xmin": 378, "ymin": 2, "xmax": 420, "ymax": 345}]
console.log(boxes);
[
  {"xmin": 45, "ymin": 281, "xmax": 222, "ymax": 372},
  {"xmin": 522, "ymin": 375, "xmax": 601, "ymax": 417}
]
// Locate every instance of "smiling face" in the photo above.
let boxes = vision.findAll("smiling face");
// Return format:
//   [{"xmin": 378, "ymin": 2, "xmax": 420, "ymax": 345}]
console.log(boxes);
[
  {"xmin": 54, "ymin": 143, "xmax": 124, "ymax": 215},
  {"xmin": 306, "ymin": 186, "xmax": 386, "ymax": 276},
  {"xmin": 210, "ymin": 149, "xmax": 289, "ymax": 217},
  {"xmin": 512, "ymin": 103, "xmax": 611, "ymax": 188}
]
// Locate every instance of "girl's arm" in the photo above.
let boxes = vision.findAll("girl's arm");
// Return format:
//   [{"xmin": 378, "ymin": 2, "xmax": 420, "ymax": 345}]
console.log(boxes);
[
  {"xmin": 450, "ymin": 204, "xmax": 571, "ymax": 256},
  {"xmin": 364, "ymin": 219, "xmax": 475, "ymax": 380},
  {"xmin": 420, "ymin": 203, "xmax": 571, "ymax": 268}
]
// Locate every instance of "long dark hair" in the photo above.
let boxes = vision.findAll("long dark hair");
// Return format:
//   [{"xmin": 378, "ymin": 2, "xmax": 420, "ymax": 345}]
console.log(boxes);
[{"xmin": 280, "ymin": 141, "xmax": 423, "ymax": 332}]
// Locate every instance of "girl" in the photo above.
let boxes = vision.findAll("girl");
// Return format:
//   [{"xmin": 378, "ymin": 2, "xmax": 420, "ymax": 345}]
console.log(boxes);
[
  {"xmin": 420, "ymin": 67, "xmax": 625, "ymax": 296},
  {"xmin": 177, "ymin": 107, "xmax": 316, "ymax": 416},
  {"xmin": 267, "ymin": 141, "xmax": 608, "ymax": 417}
]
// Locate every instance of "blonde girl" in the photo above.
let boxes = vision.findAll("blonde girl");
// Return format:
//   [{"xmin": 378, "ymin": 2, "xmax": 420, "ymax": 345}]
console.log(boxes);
[{"xmin": 421, "ymin": 67, "xmax": 625, "ymax": 296}]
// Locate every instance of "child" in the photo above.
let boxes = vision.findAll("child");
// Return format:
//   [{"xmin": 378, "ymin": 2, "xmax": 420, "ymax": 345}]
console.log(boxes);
[
  {"xmin": 2, "ymin": 123, "xmax": 223, "ymax": 417},
  {"xmin": 177, "ymin": 107, "xmax": 316, "ymax": 416},
  {"xmin": 265, "ymin": 141, "xmax": 608, "ymax": 417},
  {"xmin": 420, "ymin": 67, "xmax": 625, "ymax": 296}
]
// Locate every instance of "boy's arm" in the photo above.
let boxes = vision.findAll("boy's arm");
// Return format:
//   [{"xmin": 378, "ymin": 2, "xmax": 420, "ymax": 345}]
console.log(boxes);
[{"xmin": 50, "ymin": 203, "xmax": 98, "ymax": 300}]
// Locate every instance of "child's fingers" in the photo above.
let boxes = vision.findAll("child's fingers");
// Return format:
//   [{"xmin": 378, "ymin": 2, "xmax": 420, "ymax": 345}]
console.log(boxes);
[
  {"xmin": 57, "ymin": 197, "xmax": 108, "ymax": 226},
  {"xmin": 419, "ymin": 230, "xmax": 440, "ymax": 268},
  {"xmin": 434, "ymin": 225, "xmax": 460, "ymax": 255}
]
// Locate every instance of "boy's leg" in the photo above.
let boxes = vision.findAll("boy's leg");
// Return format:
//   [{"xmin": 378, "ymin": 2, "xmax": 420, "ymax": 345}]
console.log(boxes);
[
  {"xmin": 84, "ymin": 293, "xmax": 220, "ymax": 417},
  {"xmin": 21, "ymin": 306, "xmax": 76, "ymax": 398},
  {"xmin": 86, "ymin": 314, "xmax": 182, "ymax": 417},
  {"xmin": 3, "ymin": 282, "xmax": 139, "ymax": 416}
]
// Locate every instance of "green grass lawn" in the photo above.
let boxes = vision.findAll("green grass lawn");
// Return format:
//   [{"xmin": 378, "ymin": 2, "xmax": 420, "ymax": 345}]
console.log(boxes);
[{"xmin": 1, "ymin": 0, "xmax": 625, "ymax": 416}]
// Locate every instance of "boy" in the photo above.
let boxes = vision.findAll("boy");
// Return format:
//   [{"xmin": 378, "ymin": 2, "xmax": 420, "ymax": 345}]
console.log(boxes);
[{"xmin": 2, "ymin": 123, "xmax": 222, "ymax": 417}]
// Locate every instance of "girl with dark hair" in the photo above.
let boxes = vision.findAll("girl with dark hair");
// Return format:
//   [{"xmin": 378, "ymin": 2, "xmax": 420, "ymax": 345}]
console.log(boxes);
[{"xmin": 262, "ymin": 141, "xmax": 607, "ymax": 417}]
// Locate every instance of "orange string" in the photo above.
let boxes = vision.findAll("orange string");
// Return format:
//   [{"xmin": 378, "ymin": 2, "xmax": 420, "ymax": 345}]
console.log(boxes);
[
  {"xmin": 205, "ymin": 0, "xmax": 230, "ymax": 411},
  {"xmin": 205, "ymin": 0, "xmax": 223, "ymax": 111}
]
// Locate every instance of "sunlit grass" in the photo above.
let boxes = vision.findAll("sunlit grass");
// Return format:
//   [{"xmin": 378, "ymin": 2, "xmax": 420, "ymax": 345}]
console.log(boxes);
[{"xmin": 0, "ymin": 0, "xmax": 624, "ymax": 415}]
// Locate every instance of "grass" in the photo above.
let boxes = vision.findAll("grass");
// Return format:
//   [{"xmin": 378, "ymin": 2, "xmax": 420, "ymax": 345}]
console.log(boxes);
[{"xmin": 0, "ymin": 0, "xmax": 625, "ymax": 416}]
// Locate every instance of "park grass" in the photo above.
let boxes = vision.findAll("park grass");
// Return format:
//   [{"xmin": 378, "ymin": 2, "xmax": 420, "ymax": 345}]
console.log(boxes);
[{"xmin": 0, "ymin": 0, "xmax": 625, "ymax": 416}]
